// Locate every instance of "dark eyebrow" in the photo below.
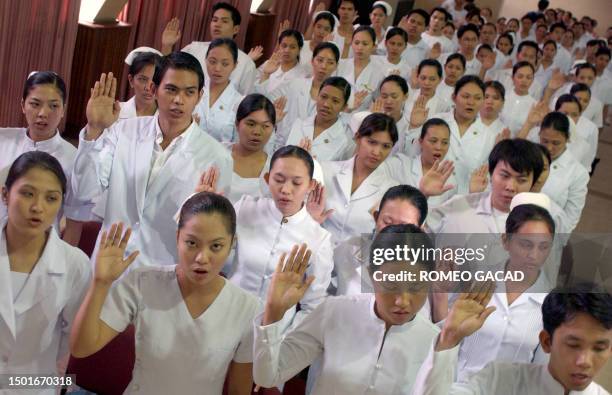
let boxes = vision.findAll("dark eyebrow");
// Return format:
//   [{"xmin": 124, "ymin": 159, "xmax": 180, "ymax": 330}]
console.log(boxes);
[{"xmin": 21, "ymin": 184, "xmax": 62, "ymax": 194}]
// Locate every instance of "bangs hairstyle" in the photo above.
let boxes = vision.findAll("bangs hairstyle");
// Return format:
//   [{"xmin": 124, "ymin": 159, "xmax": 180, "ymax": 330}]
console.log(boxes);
[
  {"xmin": 212, "ymin": 2, "xmax": 241, "ymax": 26},
  {"xmin": 178, "ymin": 192, "xmax": 236, "ymax": 236},
  {"xmin": 488, "ymin": 139, "xmax": 544, "ymax": 186},
  {"xmin": 368, "ymin": 224, "xmax": 435, "ymax": 274},
  {"xmin": 313, "ymin": 42, "xmax": 340, "ymax": 63},
  {"xmin": 5, "ymin": 151, "xmax": 67, "ymax": 196},
  {"xmin": 378, "ymin": 185, "xmax": 428, "ymax": 226},
  {"xmin": 506, "ymin": 203, "xmax": 555, "ymax": 235},
  {"xmin": 485, "ymin": 80, "xmax": 505, "ymax": 101},
  {"xmin": 22, "ymin": 71, "xmax": 67, "ymax": 103},
  {"xmin": 236, "ymin": 93, "xmax": 276, "ymax": 125},
  {"xmin": 355, "ymin": 113, "xmax": 398, "ymax": 144},
  {"xmin": 129, "ymin": 52, "xmax": 162, "ymax": 77},
  {"xmin": 380, "ymin": 74, "xmax": 408, "ymax": 95},
  {"xmin": 353, "ymin": 25, "xmax": 376, "ymax": 43},
  {"xmin": 153, "ymin": 52, "xmax": 205, "ymax": 91}
]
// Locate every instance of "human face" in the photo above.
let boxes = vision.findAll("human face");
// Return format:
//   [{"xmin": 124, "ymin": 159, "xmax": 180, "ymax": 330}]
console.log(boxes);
[
  {"xmin": 419, "ymin": 124, "xmax": 450, "ymax": 168},
  {"xmin": 418, "ymin": 65, "xmax": 441, "ymax": 97},
  {"xmin": 503, "ymin": 220, "xmax": 553, "ymax": 273},
  {"xmin": 236, "ymin": 109, "xmax": 274, "ymax": 152},
  {"xmin": 490, "ymin": 161, "xmax": 533, "ymax": 212},
  {"xmin": 374, "ymin": 199, "xmax": 421, "ymax": 232},
  {"xmin": 206, "ymin": 45, "xmax": 236, "ymax": 85},
  {"xmin": 562, "ymin": 31, "xmax": 575, "ymax": 48},
  {"xmin": 355, "ymin": 130, "xmax": 394, "ymax": 171},
  {"xmin": 370, "ymin": 7, "xmax": 386, "ymax": 29},
  {"xmin": 128, "ymin": 64, "xmax": 155, "ymax": 106},
  {"xmin": 497, "ymin": 36, "xmax": 512, "ymax": 55},
  {"xmin": 573, "ymin": 23, "xmax": 585, "ymax": 37},
  {"xmin": 551, "ymin": 27, "xmax": 565, "ymax": 43},
  {"xmin": 2, "ymin": 168, "xmax": 63, "ymax": 238},
  {"xmin": 176, "ymin": 213, "xmax": 233, "ymax": 286},
  {"xmin": 312, "ymin": 19, "xmax": 332, "ymax": 43},
  {"xmin": 481, "ymin": 86, "xmax": 504, "ymax": 119},
  {"xmin": 279, "ymin": 36, "xmax": 300, "ymax": 65},
  {"xmin": 476, "ymin": 48, "xmax": 493, "ymax": 66},
  {"xmin": 521, "ymin": 18, "xmax": 533, "ymax": 34},
  {"xmin": 21, "ymin": 84, "xmax": 65, "ymax": 140},
  {"xmin": 430, "ymin": 10, "xmax": 447, "ymax": 33},
  {"xmin": 539, "ymin": 127, "xmax": 568, "ymax": 161},
  {"xmin": 512, "ymin": 65, "xmax": 534, "ymax": 95},
  {"xmin": 405, "ymin": 13, "xmax": 427, "ymax": 37},
  {"xmin": 595, "ymin": 55, "xmax": 611, "ymax": 74},
  {"xmin": 210, "ymin": 9, "xmax": 239, "ymax": 39},
  {"xmin": 352, "ymin": 31, "xmax": 375, "ymax": 61},
  {"xmin": 507, "ymin": 19, "xmax": 519, "ymax": 32},
  {"xmin": 311, "ymin": 48, "xmax": 338, "ymax": 82},
  {"xmin": 453, "ymin": 82, "xmax": 484, "ymax": 121},
  {"xmin": 518, "ymin": 47, "xmax": 537, "ymax": 67},
  {"xmin": 459, "ymin": 31, "xmax": 479, "ymax": 56},
  {"xmin": 496, "ymin": 18, "xmax": 507, "ymax": 34},
  {"xmin": 531, "ymin": 153, "xmax": 550, "ymax": 193},
  {"xmin": 536, "ymin": 25, "xmax": 548, "ymax": 42},
  {"xmin": 338, "ymin": 1, "xmax": 357, "ymax": 24},
  {"xmin": 317, "ymin": 84, "xmax": 346, "ymax": 123},
  {"xmin": 379, "ymin": 81, "xmax": 407, "ymax": 117},
  {"xmin": 385, "ymin": 34, "xmax": 407, "ymax": 59},
  {"xmin": 265, "ymin": 157, "xmax": 314, "ymax": 216},
  {"xmin": 574, "ymin": 90, "xmax": 591, "ymax": 113},
  {"xmin": 153, "ymin": 68, "xmax": 202, "ymax": 124},
  {"xmin": 558, "ymin": 101, "xmax": 581, "ymax": 123},
  {"xmin": 542, "ymin": 313, "xmax": 612, "ymax": 392},
  {"xmin": 481, "ymin": 25, "xmax": 496, "ymax": 45},
  {"xmin": 542, "ymin": 43, "xmax": 557, "ymax": 62},
  {"xmin": 444, "ymin": 58, "xmax": 465, "ymax": 86},
  {"xmin": 442, "ymin": 24, "xmax": 455, "ymax": 40}
]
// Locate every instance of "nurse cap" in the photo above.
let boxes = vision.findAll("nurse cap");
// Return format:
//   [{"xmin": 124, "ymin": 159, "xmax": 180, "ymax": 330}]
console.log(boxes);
[
  {"xmin": 124, "ymin": 47, "xmax": 163, "ymax": 66},
  {"xmin": 349, "ymin": 111, "xmax": 372, "ymax": 136},
  {"xmin": 313, "ymin": 10, "xmax": 340, "ymax": 29},
  {"xmin": 510, "ymin": 192, "xmax": 551, "ymax": 212},
  {"xmin": 372, "ymin": 1, "xmax": 392, "ymax": 16}
]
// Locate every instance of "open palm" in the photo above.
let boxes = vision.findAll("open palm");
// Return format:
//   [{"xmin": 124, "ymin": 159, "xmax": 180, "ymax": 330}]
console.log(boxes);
[{"xmin": 95, "ymin": 223, "xmax": 139, "ymax": 285}]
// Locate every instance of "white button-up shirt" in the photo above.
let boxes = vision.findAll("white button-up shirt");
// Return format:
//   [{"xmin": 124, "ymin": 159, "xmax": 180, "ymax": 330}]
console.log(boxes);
[
  {"xmin": 100, "ymin": 267, "xmax": 260, "ymax": 395},
  {"xmin": 193, "ymin": 82, "xmax": 243, "ymax": 143},
  {"xmin": 401, "ymin": 39, "xmax": 430, "ymax": 69},
  {"xmin": 285, "ymin": 115, "xmax": 355, "ymax": 161},
  {"xmin": 253, "ymin": 294, "xmax": 445, "ymax": 394},
  {"xmin": 373, "ymin": 55, "xmax": 413, "ymax": 81},
  {"xmin": 337, "ymin": 57, "xmax": 387, "ymax": 111},
  {"xmin": 501, "ymin": 90, "xmax": 537, "ymax": 136}
]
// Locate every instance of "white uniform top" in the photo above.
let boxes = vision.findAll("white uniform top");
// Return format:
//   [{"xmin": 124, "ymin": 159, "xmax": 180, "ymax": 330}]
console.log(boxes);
[
  {"xmin": 534, "ymin": 62, "xmax": 556, "ymax": 89},
  {"xmin": 402, "ymin": 39, "xmax": 430, "ymax": 69},
  {"xmin": 427, "ymin": 191, "xmax": 506, "ymax": 234},
  {"xmin": 223, "ymin": 143, "xmax": 270, "ymax": 204},
  {"xmin": 194, "ymin": 82, "xmax": 243, "ymax": 143},
  {"xmin": 405, "ymin": 91, "xmax": 452, "ymax": 122},
  {"xmin": 285, "ymin": 115, "xmax": 355, "ymax": 161},
  {"xmin": 256, "ymin": 63, "xmax": 309, "ymax": 94},
  {"xmin": 488, "ymin": 68, "xmax": 544, "ymax": 100},
  {"xmin": 440, "ymin": 53, "xmax": 482, "ymax": 77},
  {"xmin": 422, "ymin": 32, "xmax": 456, "ymax": 54},
  {"xmin": 119, "ymin": 97, "xmax": 138, "ymax": 120},
  {"xmin": 320, "ymin": 157, "xmax": 399, "ymax": 245},
  {"xmin": 299, "ymin": 41, "xmax": 314, "ymax": 75},
  {"xmin": 100, "ymin": 267, "xmax": 260, "ymax": 395},
  {"xmin": 372, "ymin": 55, "xmax": 413, "ymax": 81},
  {"xmin": 576, "ymin": 116, "xmax": 599, "ymax": 166},
  {"xmin": 591, "ymin": 74, "xmax": 612, "ymax": 105},
  {"xmin": 456, "ymin": 273, "xmax": 551, "ymax": 383},
  {"xmin": 501, "ymin": 90, "xmax": 537, "ymax": 136},
  {"xmin": 227, "ymin": 195, "xmax": 333, "ymax": 327},
  {"xmin": 181, "ymin": 41, "xmax": 256, "ymax": 95},
  {"xmin": 541, "ymin": 149, "xmax": 589, "ymax": 232},
  {"xmin": 550, "ymin": 83, "xmax": 604, "ymax": 128},
  {"xmin": 436, "ymin": 81, "xmax": 456, "ymax": 113},
  {"xmin": 0, "ymin": 222, "xmax": 90, "ymax": 395},
  {"xmin": 553, "ymin": 43, "xmax": 573, "ymax": 74},
  {"xmin": 71, "ymin": 116, "xmax": 232, "ymax": 269},
  {"xmin": 253, "ymin": 294, "xmax": 446, "ymax": 394},
  {"xmin": 337, "ymin": 57, "xmax": 386, "ymax": 110}
]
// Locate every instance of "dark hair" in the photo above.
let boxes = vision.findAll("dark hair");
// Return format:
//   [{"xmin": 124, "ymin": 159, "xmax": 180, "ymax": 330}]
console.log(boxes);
[
  {"xmin": 537, "ymin": 143, "xmax": 552, "ymax": 166},
  {"xmin": 445, "ymin": 53, "xmax": 466, "ymax": 70},
  {"xmin": 278, "ymin": 29, "xmax": 304, "ymax": 49},
  {"xmin": 236, "ymin": 93, "xmax": 276, "ymax": 125},
  {"xmin": 5, "ymin": 151, "xmax": 67, "ymax": 196},
  {"xmin": 541, "ymin": 111, "xmax": 570, "ymax": 140},
  {"xmin": 542, "ymin": 285, "xmax": 612, "ymax": 337},
  {"xmin": 353, "ymin": 25, "xmax": 376, "ymax": 43},
  {"xmin": 129, "ymin": 52, "xmax": 162, "ymax": 77},
  {"xmin": 465, "ymin": 11, "xmax": 484, "ymax": 26},
  {"xmin": 506, "ymin": 203, "xmax": 555, "ymax": 235},
  {"xmin": 457, "ymin": 23, "xmax": 480, "ymax": 39},
  {"xmin": 212, "ymin": 2, "xmax": 241, "ymax": 26},
  {"xmin": 575, "ymin": 62, "xmax": 597, "ymax": 76},
  {"xmin": 372, "ymin": 2, "xmax": 389, "ymax": 15},
  {"xmin": 368, "ymin": 224, "xmax": 435, "ymax": 273},
  {"xmin": 418, "ymin": 59, "xmax": 443, "ymax": 78},
  {"xmin": 482, "ymin": 22, "xmax": 496, "ymax": 32},
  {"xmin": 484, "ymin": 80, "xmax": 505, "ymax": 101},
  {"xmin": 22, "ymin": 71, "xmax": 67, "ymax": 103},
  {"xmin": 537, "ymin": 0, "xmax": 549, "ymax": 11},
  {"xmin": 419, "ymin": 117, "xmax": 450, "ymax": 140},
  {"xmin": 570, "ymin": 83, "xmax": 591, "ymax": 97},
  {"xmin": 313, "ymin": 41, "xmax": 340, "ymax": 63},
  {"xmin": 444, "ymin": 22, "xmax": 456, "ymax": 31},
  {"xmin": 270, "ymin": 145, "xmax": 314, "ymax": 179},
  {"xmin": 385, "ymin": 27, "xmax": 408, "ymax": 43},
  {"xmin": 453, "ymin": 75, "xmax": 485, "ymax": 96},
  {"xmin": 320, "ymin": 76, "xmax": 351, "ymax": 104},
  {"xmin": 339, "ymin": 0, "xmax": 358, "ymax": 8},
  {"xmin": 154, "ymin": 52, "xmax": 205, "ymax": 91},
  {"xmin": 517, "ymin": 40, "xmax": 539, "ymax": 55},
  {"xmin": 207, "ymin": 38, "xmax": 238, "ymax": 63},
  {"xmin": 314, "ymin": 11, "xmax": 336, "ymax": 31},
  {"xmin": 586, "ymin": 39, "xmax": 605, "ymax": 48},
  {"xmin": 378, "ymin": 185, "xmax": 428, "ymax": 226},
  {"xmin": 488, "ymin": 139, "xmax": 544, "ymax": 186},
  {"xmin": 477, "ymin": 43, "xmax": 493, "ymax": 54},
  {"xmin": 596, "ymin": 47, "xmax": 612, "ymax": 59},
  {"xmin": 431, "ymin": 7, "xmax": 450, "ymax": 23},
  {"xmin": 355, "ymin": 113, "xmax": 398, "ymax": 144},
  {"xmin": 380, "ymin": 74, "xmax": 408, "ymax": 95},
  {"xmin": 178, "ymin": 192, "xmax": 236, "ymax": 236},
  {"xmin": 496, "ymin": 33, "xmax": 515, "ymax": 54},
  {"xmin": 549, "ymin": 22, "xmax": 567, "ymax": 33},
  {"xmin": 512, "ymin": 60, "xmax": 535, "ymax": 77},
  {"xmin": 542, "ymin": 39, "xmax": 558, "ymax": 51},
  {"xmin": 408, "ymin": 9, "xmax": 430, "ymax": 27},
  {"xmin": 521, "ymin": 13, "xmax": 533, "ymax": 22},
  {"xmin": 555, "ymin": 93, "xmax": 582, "ymax": 113}
]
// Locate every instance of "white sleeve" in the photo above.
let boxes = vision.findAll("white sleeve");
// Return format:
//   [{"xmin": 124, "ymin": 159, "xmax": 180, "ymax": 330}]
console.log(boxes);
[
  {"xmin": 448, "ymin": 362, "xmax": 503, "ymax": 395},
  {"xmin": 236, "ymin": 59, "xmax": 257, "ymax": 95},
  {"xmin": 409, "ymin": 340, "xmax": 459, "ymax": 395},
  {"xmin": 99, "ymin": 270, "xmax": 141, "ymax": 332},
  {"xmin": 563, "ymin": 167, "xmax": 589, "ymax": 232},
  {"xmin": 233, "ymin": 301, "xmax": 263, "ymax": 363}
]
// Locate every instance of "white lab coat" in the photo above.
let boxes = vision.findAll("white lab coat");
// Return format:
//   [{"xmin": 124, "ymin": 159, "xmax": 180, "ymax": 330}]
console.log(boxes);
[
  {"xmin": 285, "ymin": 115, "xmax": 355, "ymax": 161},
  {"xmin": 576, "ymin": 116, "xmax": 599, "ymax": 167},
  {"xmin": 337, "ymin": 57, "xmax": 386, "ymax": 110},
  {"xmin": 182, "ymin": 41, "xmax": 256, "ymax": 95},
  {"xmin": 227, "ymin": 195, "xmax": 333, "ymax": 328},
  {"xmin": 118, "ymin": 97, "xmax": 138, "ymax": 120},
  {"xmin": 194, "ymin": 82, "xmax": 243, "ymax": 143},
  {"xmin": 435, "ymin": 81, "xmax": 455, "ymax": 114},
  {"xmin": 0, "ymin": 222, "xmax": 90, "ymax": 395},
  {"xmin": 541, "ymin": 149, "xmax": 589, "ymax": 232},
  {"xmin": 253, "ymin": 294, "xmax": 448, "ymax": 394},
  {"xmin": 591, "ymin": 75, "xmax": 612, "ymax": 105},
  {"xmin": 100, "ymin": 266, "xmax": 260, "ymax": 395},
  {"xmin": 320, "ymin": 157, "xmax": 399, "ymax": 244},
  {"xmin": 401, "ymin": 39, "xmax": 430, "ymax": 69},
  {"xmin": 501, "ymin": 90, "xmax": 537, "ymax": 136},
  {"xmin": 553, "ymin": 43, "xmax": 573, "ymax": 74},
  {"xmin": 70, "ymin": 116, "xmax": 232, "ymax": 269}
]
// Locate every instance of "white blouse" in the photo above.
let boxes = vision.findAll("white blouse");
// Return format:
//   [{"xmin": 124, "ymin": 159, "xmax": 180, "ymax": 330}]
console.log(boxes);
[
  {"xmin": 372, "ymin": 55, "xmax": 413, "ymax": 81},
  {"xmin": 285, "ymin": 115, "xmax": 355, "ymax": 161},
  {"xmin": 257, "ymin": 63, "xmax": 309, "ymax": 94},
  {"xmin": 337, "ymin": 57, "xmax": 386, "ymax": 110},
  {"xmin": 100, "ymin": 267, "xmax": 260, "ymax": 395},
  {"xmin": 500, "ymin": 90, "xmax": 537, "ymax": 136},
  {"xmin": 401, "ymin": 39, "xmax": 430, "ymax": 69},
  {"xmin": 223, "ymin": 143, "xmax": 271, "ymax": 204},
  {"xmin": 194, "ymin": 83, "xmax": 243, "ymax": 143}
]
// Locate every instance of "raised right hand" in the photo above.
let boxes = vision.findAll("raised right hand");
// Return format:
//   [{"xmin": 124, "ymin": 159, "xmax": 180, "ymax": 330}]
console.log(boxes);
[
  {"xmin": 162, "ymin": 17, "xmax": 182, "ymax": 49},
  {"xmin": 409, "ymin": 95, "xmax": 429, "ymax": 129},
  {"xmin": 85, "ymin": 73, "xmax": 120, "ymax": 139},
  {"xmin": 94, "ymin": 223, "xmax": 139, "ymax": 285}
]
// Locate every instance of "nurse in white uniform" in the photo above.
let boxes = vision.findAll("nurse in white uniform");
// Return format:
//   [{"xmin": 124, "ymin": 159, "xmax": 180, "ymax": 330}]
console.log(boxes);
[
  {"xmin": 193, "ymin": 38, "xmax": 243, "ymax": 143},
  {"xmin": 119, "ymin": 48, "xmax": 162, "ymax": 121},
  {"xmin": 1, "ymin": 152, "xmax": 90, "ymax": 395},
  {"xmin": 501, "ymin": 62, "xmax": 537, "ymax": 136},
  {"xmin": 538, "ymin": 112, "xmax": 589, "ymax": 233},
  {"xmin": 372, "ymin": 75, "xmax": 410, "ymax": 154},
  {"xmin": 70, "ymin": 193, "xmax": 259, "ymax": 395},
  {"xmin": 480, "ymin": 81, "xmax": 509, "ymax": 139},
  {"xmin": 300, "ymin": 12, "xmax": 336, "ymax": 74},
  {"xmin": 368, "ymin": 1, "xmax": 393, "ymax": 55},
  {"xmin": 257, "ymin": 30, "xmax": 308, "ymax": 93},
  {"xmin": 373, "ymin": 28, "xmax": 412, "ymax": 81},
  {"xmin": 436, "ymin": 54, "xmax": 466, "ymax": 112},
  {"xmin": 554, "ymin": 95, "xmax": 595, "ymax": 170},
  {"xmin": 225, "ymin": 94, "xmax": 276, "ymax": 204},
  {"xmin": 405, "ymin": 59, "xmax": 448, "ymax": 137},
  {"xmin": 285, "ymin": 76, "xmax": 354, "ymax": 161}
]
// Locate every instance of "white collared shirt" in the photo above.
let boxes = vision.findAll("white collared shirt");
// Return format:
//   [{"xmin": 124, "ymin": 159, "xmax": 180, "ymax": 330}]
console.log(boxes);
[
  {"xmin": 147, "ymin": 120, "xmax": 195, "ymax": 190},
  {"xmin": 337, "ymin": 57, "xmax": 386, "ymax": 110},
  {"xmin": 100, "ymin": 267, "xmax": 260, "ymax": 395},
  {"xmin": 372, "ymin": 55, "xmax": 413, "ymax": 81},
  {"xmin": 285, "ymin": 115, "xmax": 354, "ymax": 161},
  {"xmin": 488, "ymin": 68, "xmax": 544, "ymax": 100},
  {"xmin": 402, "ymin": 38, "xmax": 430, "ymax": 69},
  {"xmin": 550, "ymin": 83, "xmax": 604, "ymax": 128},
  {"xmin": 422, "ymin": 32, "xmax": 456, "ymax": 54},
  {"xmin": 193, "ymin": 82, "xmax": 243, "ymax": 143},
  {"xmin": 257, "ymin": 63, "xmax": 309, "ymax": 94},
  {"xmin": 253, "ymin": 294, "xmax": 444, "ymax": 394},
  {"xmin": 501, "ymin": 90, "xmax": 537, "ymax": 136},
  {"xmin": 576, "ymin": 116, "xmax": 599, "ymax": 167},
  {"xmin": 0, "ymin": 222, "xmax": 90, "ymax": 395},
  {"xmin": 223, "ymin": 142, "xmax": 270, "ymax": 204}
]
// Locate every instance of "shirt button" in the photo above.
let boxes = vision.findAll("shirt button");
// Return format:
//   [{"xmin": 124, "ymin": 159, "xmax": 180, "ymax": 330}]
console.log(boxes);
[
  {"xmin": 375, "ymin": 363, "xmax": 382, "ymax": 369},
  {"xmin": 324, "ymin": 139, "xmax": 330, "ymax": 143},
  {"xmin": 282, "ymin": 218, "xmax": 288, "ymax": 224}
]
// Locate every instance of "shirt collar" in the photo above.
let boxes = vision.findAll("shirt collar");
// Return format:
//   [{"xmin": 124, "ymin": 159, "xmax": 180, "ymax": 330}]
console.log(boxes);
[
  {"xmin": 265, "ymin": 197, "xmax": 310, "ymax": 225},
  {"xmin": 476, "ymin": 191, "xmax": 494, "ymax": 215},
  {"xmin": 23, "ymin": 129, "xmax": 62, "ymax": 150},
  {"xmin": 368, "ymin": 294, "xmax": 421, "ymax": 333},
  {"xmin": 154, "ymin": 115, "xmax": 196, "ymax": 147}
]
